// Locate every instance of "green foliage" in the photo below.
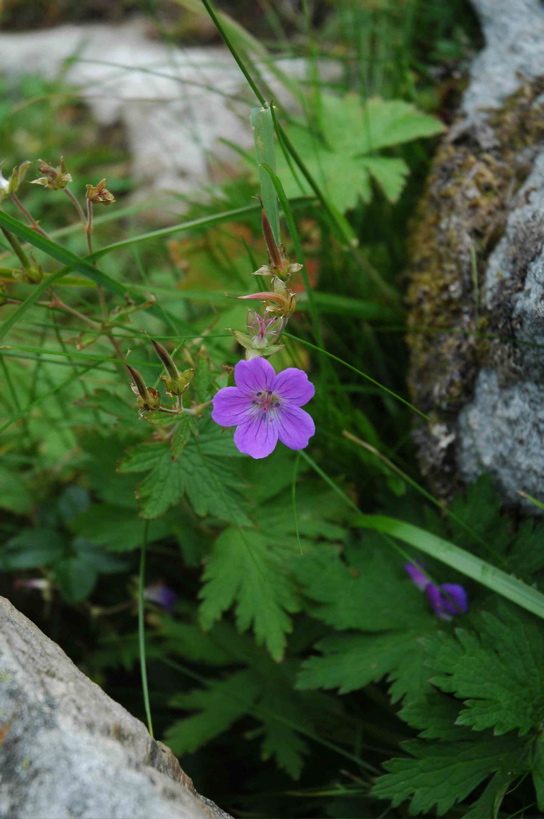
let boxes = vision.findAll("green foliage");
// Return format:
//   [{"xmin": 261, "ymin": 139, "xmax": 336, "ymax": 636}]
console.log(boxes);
[
  {"xmin": 427, "ymin": 605, "xmax": 544, "ymax": 736},
  {"xmin": 199, "ymin": 527, "xmax": 299, "ymax": 661},
  {"xmin": 373, "ymin": 733, "xmax": 528, "ymax": 816},
  {"xmin": 275, "ymin": 93, "xmax": 444, "ymax": 212},
  {"xmin": 0, "ymin": 6, "xmax": 539, "ymax": 818},
  {"xmin": 118, "ymin": 420, "xmax": 251, "ymax": 523},
  {"xmin": 199, "ymin": 482, "xmax": 345, "ymax": 661}
]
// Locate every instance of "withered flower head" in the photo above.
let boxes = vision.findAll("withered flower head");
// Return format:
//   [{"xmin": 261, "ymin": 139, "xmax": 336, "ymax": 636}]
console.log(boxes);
[
  {"xmin": 31, "ymin": 157, "xmax": 72, "ymax": 190},
  {"xmin": 86, "ymin": 179, "xmax": 115, "ymax": 206}
]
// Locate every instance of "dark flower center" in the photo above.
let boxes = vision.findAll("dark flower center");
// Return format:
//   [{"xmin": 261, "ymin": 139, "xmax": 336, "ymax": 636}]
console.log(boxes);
[{"xmin": 252, "ymin": 389, "xmax": 281, "ymax": 412}]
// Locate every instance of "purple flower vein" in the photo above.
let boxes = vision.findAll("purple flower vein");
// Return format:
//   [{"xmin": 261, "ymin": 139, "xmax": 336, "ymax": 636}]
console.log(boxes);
[{"xmin": 211, "ymin": 357, "xmax": 315, "ymax": 459}]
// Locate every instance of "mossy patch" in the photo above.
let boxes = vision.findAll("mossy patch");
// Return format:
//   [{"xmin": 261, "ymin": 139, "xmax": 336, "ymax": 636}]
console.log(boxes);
[{"xmin": 406, "ymin": 78, "xmax": 544, "ymax": 497}]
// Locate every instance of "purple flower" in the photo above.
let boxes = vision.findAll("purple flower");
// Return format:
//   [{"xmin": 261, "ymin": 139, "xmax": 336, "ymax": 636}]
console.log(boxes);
[
  {"xmin": 211, "ymin": 357, "xmax": 315, "ymax": 459},
  {"xmin": 425, "ymin": 583, "xmax": 468, "ymax": 621},
  {"xmin": 144, "ymin": 581, "xmax": 178, "ymax": 613},
  {"xmin": 404, "ymin": 562, "xmax": 468, "ymax": 621}
]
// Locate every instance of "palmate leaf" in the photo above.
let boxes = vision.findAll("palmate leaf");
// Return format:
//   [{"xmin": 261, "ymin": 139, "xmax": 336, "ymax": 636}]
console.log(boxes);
[
  {"xmin": 166, "ymin": 670, "xmax": 261, "ymax": 754},
  {"xmin": 275, "ymin": 92, "xmax": 443, "ymax": 212},
  {"xmin": 320, "ymin": 94, "xmax": 445, "ymax": 155},
  {"xmin": 372, "ymin": 733, "xmax": 527, "ymax": 816},
  {"xmin": 199, "ymin": 483, "xmax": 346, "ymax": 661},
  {"xmin": 199, "ymin": 528, "xmax": 299, "ymax": 661},
  {"xmin": 162, "ymin": 617, "xmax": 318, "ymax": 777},
  {"xmin": 426, "ymin": 603, "xmax": 544, "ymax": 736},
  {"xmin": 291, "ymin": 538, "xmax": 431, "ymax": 632},
  {"xmin": 117, "ymin": 421, "xmax": 251, "ymax": 523},
  {"xmin": 296, "ymin": 628, "xmax": 436, "ymax": 701},
  {"xmin": 293, "ymin": 534, "xmax": 443, "ymax": 701}
]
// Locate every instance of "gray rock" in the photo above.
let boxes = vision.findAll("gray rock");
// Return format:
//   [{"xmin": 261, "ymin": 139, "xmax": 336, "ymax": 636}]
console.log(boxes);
[
  {"xmin": 0, "ymin": 595, "xmax": 231, "ymax": 819},
  {"xmin": 463, "ymin": 0, "xmax": 544, "ymax": 121},
  {"xmin": 0, "ymin": 19, "xmax": 334, "ymax": 204},
  {"xmin": 407, "ymin": 0, "xmax": 544, "ymax": 507}
]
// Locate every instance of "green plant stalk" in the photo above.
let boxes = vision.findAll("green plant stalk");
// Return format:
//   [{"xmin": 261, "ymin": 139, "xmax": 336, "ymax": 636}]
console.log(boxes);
[
  {"xmin": 260, "ymin": 163, "xmax": 324, "ymax": 353},
  {"xmin": 138, "ymin": 520, "xmax": 154, "ymax": 737},
  {"xmin": 251, "ymin": 106, "xmax": 280, "ymax": 245},
  {"xmin": 199, "ymin": 0, "xmax": 266, "ymax": 105}
]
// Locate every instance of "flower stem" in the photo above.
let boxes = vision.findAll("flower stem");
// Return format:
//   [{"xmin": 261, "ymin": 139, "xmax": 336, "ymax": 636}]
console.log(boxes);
[
  {"xmin": 10, "ymin": 193, "xmax": 49, "ymax": 238},
  {"xmin": 138, "ymin": 519, "xmax": 154, "ymax": 737}
]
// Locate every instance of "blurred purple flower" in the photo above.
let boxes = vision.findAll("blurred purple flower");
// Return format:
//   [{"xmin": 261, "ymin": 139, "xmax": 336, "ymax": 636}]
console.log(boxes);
[
  {"xmin": 211, "ymin": 357, "xmax": 315, "ymax": 459},
  {"xmin": 144, "ymin": 581, "xmax": 178, "ymax": 613},
  {"xmin": 404, "ymin": 561, "xmax": 468, "ymax": 621}
]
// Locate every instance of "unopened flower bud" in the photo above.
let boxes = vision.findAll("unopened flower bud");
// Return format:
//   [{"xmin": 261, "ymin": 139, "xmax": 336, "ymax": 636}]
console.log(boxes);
[
  {"xmin": 126, "ymin": 364, "xmax": 161, "ymax": 415},
  {"xmin": 31, "ymin": 157, "xmax": 72, "ymax": 190},
  {"xmin": 86, "ymin": 179, "xmax": 115, "ymax": 206},
  {"xmin": 151, "ymin": 339, "xmax": 194, "ymax": 396}
]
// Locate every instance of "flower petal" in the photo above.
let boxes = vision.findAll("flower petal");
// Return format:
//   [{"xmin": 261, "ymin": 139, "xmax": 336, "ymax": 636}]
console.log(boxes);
[
  {"xmin": 440, "ymin": 583, "xmax": 468, "ymax": 615},
  {"xmin": 425, "ymin": 582, "xmax": 468, "ymax": 620},
  {"xmin": 234, "ymin": 412, "xmax": 279, "ymax": 459},
  {"xmin": 277, "ymin": 404, "xmax": 315, "ymax": 450},
  {"xmin": 211, "ymin": 387, "xmax": 252, "ymax": 427},
  {"xmin": 234, "ymin": 357, "xmax": 276, "ymax": 394},
  {"xmin": 404, "ymin": 561, "xmax": 429, "ymax": 591},
  {"xmin": 273, "ymin": 367, "xmax": 315, "ymax": 406}
]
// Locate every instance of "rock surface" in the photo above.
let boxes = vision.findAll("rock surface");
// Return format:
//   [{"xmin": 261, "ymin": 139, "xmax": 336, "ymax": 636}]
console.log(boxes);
[
  {"xmin": 0, "ymin": 595, "xmax": 231, "ymax": 819},
  {"xmin": 0, "ymin": 19, "xmax": 322, "ymax": 203},
  {"xmin": 407, "ymin": 0, "xmax": 544, "ymax": 507}
]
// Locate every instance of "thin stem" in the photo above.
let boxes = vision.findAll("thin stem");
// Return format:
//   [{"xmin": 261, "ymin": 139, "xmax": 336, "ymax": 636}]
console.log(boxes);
[
  {"xmin": 64, "ymin": 187, "xmax": 87, "ymax": 228},
  {"xmin": 41, "ymin": 294, "xmax": 101, "ymax": 329},
  {"xmin": 138, "ymin": 519, "xmax": 154, "ymax": 737},
  {"xmin": 10, "ymin": 193, "xmax": 49, "ymax": 238}
]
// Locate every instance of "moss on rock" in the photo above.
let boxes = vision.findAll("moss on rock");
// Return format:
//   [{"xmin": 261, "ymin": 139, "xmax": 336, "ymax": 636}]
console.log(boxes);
[{"xmin": 406, "ymin": 78, "xmax": 544, "ymax": 497}]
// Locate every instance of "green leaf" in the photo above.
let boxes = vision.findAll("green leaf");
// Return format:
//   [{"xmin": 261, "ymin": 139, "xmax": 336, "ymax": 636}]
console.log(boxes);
[
  {"xmin": 193, "ymin": 348, "xmax": 212, "ymax": 403},
  {"xmin": 372, "ymin": 734, "xmax": 527, "ymax": 816},
  {"xmin": 170, "ymin": 415, "xmax": 193, "ymax": 460},
  {"xmin": 0, "ymin": 528, "xmax": 64, "ymax": 569},
  {"xmin": 274, "ymin": 93, "xmax": 443, "ymax": 212},
  {"xmin": 260, "ymin": 718, "xmax": 308, "ymax": 780},
  {"xmin": 199, "ymin": 527, "xmax": 299, "ymax": 661},
  {"xmin": 296, "ymin": 630, "xmax": 432, "ymax": 696},
  {"xmin": 399, "ymin": 692, "xmax": 466, "ymax": 741},
  {"xmin": 291, "ymin": 539, "xmax": 430, "ymax": 632},
  {"xmin": 532, "ymin": 734, "xmax": 544, "ymax": 811},
  {"xmin": 426, "ymin": 605, "xmax": 544, "ymax": 736},
  {"xmin": 71, "ymin": 504, "xmax": 170, "ymax": 551},
  {"xmin": 165, "ymin": 670, "xmax": 261, "ymax": 754},
  {"xmin": 54, "ymin": 554, "xmax": 98, "ymax": 603},
  {"xmin": 320, "ymin": 94, "xmax": 444, "ymax": 155},
  {"xmin": 462, "ymin": 771, "xmax": 517, "ymax": 818},
  {"xmin": 359, "ymin": 156, "xmax": 409, "ymax": 203},
  {"xmin": 118, "ymin": 424, "xmax": 251, "ymax": 523},
  {"xmin": 0, "ymin": 465, "xmax": 33, "ymax": 515},
  {"xmin": 76, "ymin": 389, "xmax": 137, "ymax": 423},
  {"xmin": 277, "ymin": 134, "xmax": 372, "ymax": 212},
  {"xmin": 57, "ymin": 485, "xmax": 90, "ymax": 524}
]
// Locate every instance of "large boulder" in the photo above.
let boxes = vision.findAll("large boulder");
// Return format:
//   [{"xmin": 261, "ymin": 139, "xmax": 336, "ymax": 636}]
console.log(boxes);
[
  {"xmin": 406, "ymin": 0, "xmax": 544, "ymax": 507},
  {"xmin": 0, "ymin": 596, "xmax": 231, "ymax": 819}
]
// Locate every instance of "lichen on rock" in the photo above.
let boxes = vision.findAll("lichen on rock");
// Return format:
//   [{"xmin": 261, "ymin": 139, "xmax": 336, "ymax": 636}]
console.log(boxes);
[{"xmin": 406, "ymin": 77, "xmax": 544, "ymax": 501}]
